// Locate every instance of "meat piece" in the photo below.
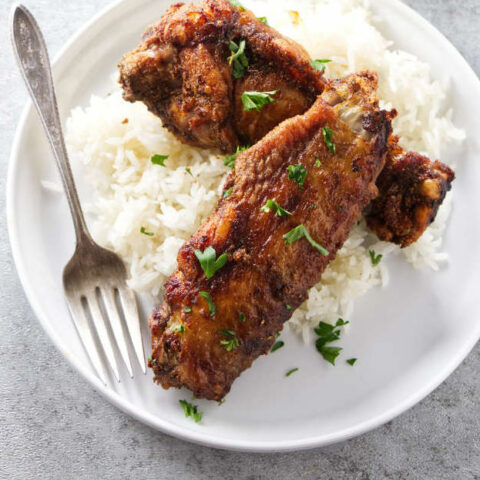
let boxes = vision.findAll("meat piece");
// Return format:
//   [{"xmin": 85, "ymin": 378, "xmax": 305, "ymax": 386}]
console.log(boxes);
[
  {"xmin": 119, "ymin": 0, "xmax": 454, "ymax": 248},
  {"xmin": 149, "ymin": 73, "xmax": 393, "ymax": 400},
  {"xmin": 366, "ymin": 148, "xmax": 455, "ymax": 247},
  {"xmin": 118, "ymin": 0, "xmax": 237, "ymax": 151},
  {"xmin": 118, "ymin": 0, "xmax": 324, "ymax": 151}
]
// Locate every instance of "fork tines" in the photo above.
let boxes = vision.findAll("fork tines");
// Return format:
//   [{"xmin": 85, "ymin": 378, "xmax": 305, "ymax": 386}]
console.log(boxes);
[{"xmin": 64, "ymin": 277, "xmax": 146, "ymax": 385}]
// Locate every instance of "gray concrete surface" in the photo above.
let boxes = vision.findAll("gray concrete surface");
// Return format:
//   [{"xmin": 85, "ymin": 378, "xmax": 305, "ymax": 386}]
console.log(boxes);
[{"xmin": 1, "ymin": 0, "xmax": 479, "ymax": 478}]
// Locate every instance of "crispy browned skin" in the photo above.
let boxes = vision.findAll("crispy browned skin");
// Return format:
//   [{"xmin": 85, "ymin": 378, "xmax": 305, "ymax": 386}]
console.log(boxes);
[
  {"xmin": 118, "ymin": 0, "xmax": 324, "ymax": 151},
  {"xmin": 149, "ymin": 73, "xmax": 392, "ymax": 400},
  {"xmin": 366, "ymin": 148, "xmax": 455, "ymax": 247}
]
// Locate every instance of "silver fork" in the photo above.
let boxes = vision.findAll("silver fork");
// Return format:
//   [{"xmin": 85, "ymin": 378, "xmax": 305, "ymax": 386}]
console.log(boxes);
[{"xmin": 11, "ymin": 4, "xmax": 146, "ymax": 384}]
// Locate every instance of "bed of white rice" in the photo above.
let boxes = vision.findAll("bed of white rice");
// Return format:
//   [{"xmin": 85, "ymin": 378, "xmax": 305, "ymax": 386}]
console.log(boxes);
[{"xmin": 64, "ymin": 0, "xmax": 465, "ymax": 342}]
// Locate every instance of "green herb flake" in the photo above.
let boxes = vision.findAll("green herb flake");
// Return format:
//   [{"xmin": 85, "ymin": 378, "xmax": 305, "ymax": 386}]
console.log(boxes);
[
  {"xmin": 140, "ymin": 226, "xmax": 154, "ymax": 237},
  {"xmin": 199, "ymin": 291, "xmax": 217, "ymax": 316},
  {"xmin": 314, "ymin": 321, "xmax": 339, "ymax": 337},
  {"xmin": 310, "ymin": 59, "xmax": 332, "ymax": 72},
  {"xmin": 219, "ymin": 329, "xmax": 239, "ymax": 351},
  {"xmin": 223, "ymin": 145, "xmax": 249, "ymax": 169},
  {"xmin": 179, "ymin": 399, "xmax": 203, "ymax": 423},
  {"xmin": 286, "ymin": 304, "xmax": 293, "ymax": 310},
  {"xmin": 346, "ymin": 358, "xmax": 357, "ymax": 366},
  {"xmin": 319, "ymin": 346, "xmax": 342, "ymax": 365},
  {"xmin": 195, "ymin": 246, "xmax": 228, "ymax": 279},
  {"xmin": 308, "ymin": 204, "xmax": 317, "ymax": 211},
  {"xmin": 185, "ymin": 167, "xmax": 193, "ymax": 177},
  {"xmin": 315, "ymin": 158, "xmax": 322, "ymax": 167},
  {"xmin": 172, "ymin": 325, "xmax": 186, "ymax": 334},
  {"xmin": 228, "ymin": 39, "xmax": 249, "ymax": 79},
  {"xmin": 228, "ymin": 0, "xmax": 244, "ymax": 10},
  {"xmin": 223, "ymin": 187, "xmax": 233, "ymax": 198},
  {"xmin": 314, "ymin": 318, "xmax": 349, "ymax": 365},
  {"xmin": 241, "ymin": 90, "xmax": 277, "ymax": 111},
  {"xmin": 238, "ymin": 311, "xmax": 246, "ymax": 323},
  {"xmin": 151, "ymin": 154, "xmax": 169, "ymax": 166},
  {"xmin": 369, "ymin": 249, "xmax": 383, "ymax": 266},
  {"xmin": 287, "ymin": 164, "xmax": 307, "ymax": 189},
  {"xmin": 260, "ymin": 199, "xmax": 292, "ymax": 217},
  {"xmin": 184, "ymin": 306, "xmax": 192, "ymax": 313},
  {"xmin": 271, "ymin": 340, "xmax": 284, "ymax": 353},
  {"xmin": 257, "ymin": 16, "xmax": 268, "ymax": 25},
  {"xmin": 283, "ymin": 224, "xmax": 329, "ymax": 256},
  {"xmin": 285, "ymin": 368, "xmax": 299, "ymax": 377},
  {"xmin": 322, "ymin": 127, "xmax": 336, "ymax": 154}
]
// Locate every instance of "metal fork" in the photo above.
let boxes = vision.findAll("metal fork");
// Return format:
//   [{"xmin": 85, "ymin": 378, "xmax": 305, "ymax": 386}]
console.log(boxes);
[{"xmin": 11, "ymin": 4, "xmax": 146, "ymax": 384}]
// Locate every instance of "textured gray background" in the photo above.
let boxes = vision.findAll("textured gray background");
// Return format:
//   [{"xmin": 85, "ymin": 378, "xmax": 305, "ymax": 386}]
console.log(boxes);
[{"xmin": 1, "ymin": 0, "xmax": 479, "ymax": 478}]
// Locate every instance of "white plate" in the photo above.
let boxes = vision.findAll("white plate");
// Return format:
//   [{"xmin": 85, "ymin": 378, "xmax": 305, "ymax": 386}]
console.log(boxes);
[{"xmin": 7, "ymin": 0, "xmax": 480, "ymax": 452}]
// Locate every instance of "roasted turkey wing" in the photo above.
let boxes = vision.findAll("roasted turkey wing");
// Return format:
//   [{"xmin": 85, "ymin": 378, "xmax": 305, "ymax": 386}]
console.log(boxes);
[{"xmin": 149, "ymin": 73, "xmax": 393, "ymax": 400}]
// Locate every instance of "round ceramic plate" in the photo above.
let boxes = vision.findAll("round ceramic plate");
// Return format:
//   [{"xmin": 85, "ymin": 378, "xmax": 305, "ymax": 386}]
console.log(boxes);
[{"xmin": 7, "ymin": 0, "xmax": 480, "ymax": 452}]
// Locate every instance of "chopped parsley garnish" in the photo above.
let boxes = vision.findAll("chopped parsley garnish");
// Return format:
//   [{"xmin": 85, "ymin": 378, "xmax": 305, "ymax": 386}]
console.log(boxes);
[
  {"xmin": 195, "ymin": 246, "xmax": 228, "ymax": 279},
  {"xmin": 223, "ymin": 145, "xmax": 249, "ymax": 168},
  {"xmin": 286, "ymin": 304, "xmax": 293, "ymax": 310},
  {"xmin": 179, "ymin": 399, "xmax": 203, "ymax": 422},
  {"xmin": 151, "ymin": 154, "xmax": 168, "ymax": 166},
  {"xmin": 287, "ymin": 164, "xmax": 307, "ymax": 189},
  {"xmin": 260, "ymin": 199, "xmax": 292, "ymax": 217},
  {"xmin": 258, "ymin": 16, "xmax": 268, "ymax": 25},
  {"xmin": 185, "ymin": 167, "xmax": 193, "ymax": 176},
  {"xmin": 241, "ymin": 90, "xmax": 277, "ymax": 111},
  {"xmin": 308, "ymin": 204, "xmax": 317, "ymax": 211},
  {"xmin": 283, "ymin": 224, "xmax": 329, "ymax": 256},
  {"xmin": 184, "ymin": 306, "xmax": 192, "ymax": 313},
  {"xmin": 310, "ymin": 59, "xmax": 331, "ymax": 72},
  {"xmin": 199, "ymin": 291, "xmax": 217, "ymax": 316},
  {"xmin": 238, "ymin": 311, "xmax": 246, "ymax": 322},
  {"xmin": 219, "ymin": 329, "xmax": 239, "ymax": 351},
  {"xmin": 346, "ymin": 358, "xmax": 357, "ymax": 366},
  {"xmin": 319, "ymin": 346, "xmax": 342, "ymax": 365},
  {"xmin": 172, "ymin": 325, "xmax": 185, "ymax": 334},
  {"xmin": 286, "ymin": 368, "xmax": 299, "ymax": 377},
  {"xmin": 369, "ymin": 249, "xmax": 383, "ymax": 266},
  {"xmin": 315, "ymin": 158, "xmax": 322, "ymax": 167},
  {"xmin": 140, "ymin": 226, "xmax": 154, "ymax": 236},
  {"xmin": 314, "ymin": 318, "xmax": 349, "ymax": 365},
  {"xmin": 271, "ymin": 340, "xmax": 284, "ymax": 353},
  {"xmin": 322, "ymin": 127, "xmax": 336, "ymax": 154},
  {"xmin": 228, "ymin": 0, "xmax": 244, "ymax": 10},
  {"xmin": 228, "ymin": 39, "xmax": 249, "ymax": 79},
  {"xmin": 223, "ymin": 187, "xmax": 233, "ymax": 198}
]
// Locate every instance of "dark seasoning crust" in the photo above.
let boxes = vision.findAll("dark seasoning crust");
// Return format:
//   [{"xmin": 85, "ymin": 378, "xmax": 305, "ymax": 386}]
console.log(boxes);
[{"xmin": 149, "ymin": 73, "xmax": 393, "ymax": 401}]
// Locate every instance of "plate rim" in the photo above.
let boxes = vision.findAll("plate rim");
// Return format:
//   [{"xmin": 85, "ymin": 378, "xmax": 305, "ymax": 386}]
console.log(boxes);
[{"xmin": 6, "ymin": 0, "xmax": 480, "ymax": 452}]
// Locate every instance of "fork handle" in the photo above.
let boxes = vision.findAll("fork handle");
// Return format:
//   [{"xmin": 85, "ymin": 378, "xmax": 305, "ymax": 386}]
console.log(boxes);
[{"xmin": 11, "ymin": 4, "xmax": 91, "ymax": 245}]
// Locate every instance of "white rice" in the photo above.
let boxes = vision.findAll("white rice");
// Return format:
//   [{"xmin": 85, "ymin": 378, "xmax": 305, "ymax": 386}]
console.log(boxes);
[{"xmin": 64, "ymin": 0, "xmax": 465, "ymax": 341}]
